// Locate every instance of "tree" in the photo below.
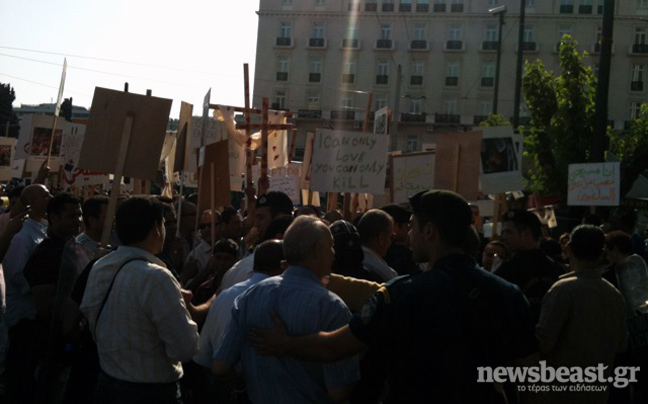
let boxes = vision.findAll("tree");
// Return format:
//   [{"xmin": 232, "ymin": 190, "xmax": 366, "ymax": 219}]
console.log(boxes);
[
  {"xmin": 478, "ymin": 113, "xmax": 511, "ymax": 127},
  {"xmin": 0, "ymin": 83, "xmax": 19, "ymax": 138},
  {"xmin": 522, "ymin": 35, "xmax": 597, "ymax": 199},
  {"xmin": 608, "ymin": 104, "xmax": 648, "ymax": 197}
]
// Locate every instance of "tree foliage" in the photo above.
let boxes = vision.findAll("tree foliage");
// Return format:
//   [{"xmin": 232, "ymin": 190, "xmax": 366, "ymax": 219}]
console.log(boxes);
[
  {"xmin": 478, "ymin": 113, "xmax": 511, "ymax": 127},
  {"xmin": 0, "ymin": 83, "xmax": 19, "ymax": 138},
  {"xmin": 521, "ymin": 35, "xmax": 596, "ymax": 198},
  {"xmin": 609, "ymin": 104, "xmax": 648, "ymax": 196}
]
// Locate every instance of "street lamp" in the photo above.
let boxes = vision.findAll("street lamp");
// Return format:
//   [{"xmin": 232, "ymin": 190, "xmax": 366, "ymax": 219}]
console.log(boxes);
[{"xmin": 489, "ymin": 5, "xmax": 507, "ymax": 115}]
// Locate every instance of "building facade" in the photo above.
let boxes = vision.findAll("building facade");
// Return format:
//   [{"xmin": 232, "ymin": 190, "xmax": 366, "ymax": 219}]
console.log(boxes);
[{"xmin": 253, "ymin": 0, "xmax": 648, "ymax": 156}]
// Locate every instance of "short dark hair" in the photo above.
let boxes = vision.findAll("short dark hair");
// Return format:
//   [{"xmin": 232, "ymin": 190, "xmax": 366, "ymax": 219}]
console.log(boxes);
[
  {"xmin": 8, "ymin": 186, "xmax": 24, "ymax": 200},
  {"xmin": 82, "ymin": 195, "xmax": 109, "ymax": 227},
  {"xmin": 569, "ymin": 225, "xmax": 605, "ymax": 261},
  {"xmin": 256, "ymin": 191, "xmax": 293, "ymax": 217},
  {"xmin": 47, "ymin": 193, "xmax": 81, "ymax": 220},
  {"xmin": 221, "ymin": 206, "xmax": 238, "ymax": 224},
  {"xmin": 604, "ymin": 231, "xmax": 634, "ymax": 255},
  {"xmin": 502, "ymin": 209, "xmax": 542, "ymax": 241},
  {"xmin": 380, "ymin": 203, "xmax": 411, "ymax": 224},
  {"xmin": 409, "ymin": 189, "xmax": 472, "ymax": 247},
  {"xmin": 357, "ymin": 209, "xmax": 393, "ymax": 244},
  {"xmin": 212, "ymin": 238, "xmax": 239, "ymax": 257},
  {"xmin": 254, "ymin": 240, "xmax": 285, "ymax": 274},
  {"xmin": 116, "ymin": 197, "xmax": 164, "ymax": 246},
  {"xmin": 261, "ymin": 216, "xmax": 294, "ymax": 243}
]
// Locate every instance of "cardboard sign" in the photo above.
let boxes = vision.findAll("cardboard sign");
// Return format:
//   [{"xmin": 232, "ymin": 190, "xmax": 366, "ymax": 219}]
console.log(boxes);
[
  {"xmin": 250, "ymin": 163, "xmax": 303, "ymax": 205},
  {"xmin": 476, "ymin": 126, "xmax": 524, "ymax": 194},
  {"xmin": 78, "ymin": 87, "xmax": 172, "ymax": 181},
  {"xmin": 16, "ymin": 114, "xmax": 64, "ymax": 173},
  {"xmin": 300, "ymin": 132, "xmax": 315, "ymax": 189},
  {"xmin": 568, "ymin": 162, "xmax": 620, "ymax": 206},
  {"xmin": 61, "ymin": 122, "xmax": 109, "ymax": 188},
  {"xmin": 197, "ymin": 140, "xmax": 231, "ymax": 212},
  {"xmin": 173, "ymin": 101, "xmax": 193, "ymax": 173},
  {"xmin": 311, "ymin": 129, "xmax": 389, "ymax": 194},
  {"xmin": 391, "ymin": 151, "xmax": 435, "ymax": 204},
  {"xmin": 434, "ymin": 131, "xmax": 482, "ymax": 200},
  {"xmin": 0, "ymin": 137, "xmax": 17, "ymax": 181}
]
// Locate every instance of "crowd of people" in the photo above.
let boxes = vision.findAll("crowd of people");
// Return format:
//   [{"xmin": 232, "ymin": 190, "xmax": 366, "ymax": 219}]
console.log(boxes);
[{"xmin": 0, "ymin": 181, "xmax": 646, "ymax": 404}]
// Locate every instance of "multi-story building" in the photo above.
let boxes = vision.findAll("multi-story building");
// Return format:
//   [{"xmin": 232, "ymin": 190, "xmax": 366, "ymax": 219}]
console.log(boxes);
[
  {"xmin": 253, "ymin": 0, "xmax": 648, "ymax": 156},
  {"xmin": 15, "ymin": 103, "xmax": 90, "ymax": 120}
]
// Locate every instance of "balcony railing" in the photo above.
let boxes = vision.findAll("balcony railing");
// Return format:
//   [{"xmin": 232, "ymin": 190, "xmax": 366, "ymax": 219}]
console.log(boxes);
[
  {"xmin": 331, "ymin": 110, "xmax": 355, "ymax": 120},
  {"xmin": 276, "ymin": 37, "xmax": 292, "ymax": 47},
  {"xmin": 522, "ymin": 41, "xmax": 537, "ymax": 51},
  {"xmin": 342, "ymin": 38, "xmax": 359, "ymax": 48},
  {"xmin": 342, "ymin": 74, "xmax": 355, "ymax": 84},
  {"xmin": 382, "ymin": 3, "xmax": 395, "ymax": 11},
  {"xmin": 376, "ymin": 75, "xmax": 389, "ymax": 84},
  {"xmin": 298, "ymin": 109, "xmax": 322, "ymax": 119},
  {"xmin": 410, "ymin": 75, "xmax": 423, "ymax": 85},
  {"xmin": 632, "ymin": 43, "xmax": 648, "ymax": 54},
  {"xmin": 446, "ymin": 40, "xmax": 463, "ymax": 50},
  {"xmin": 376, "ymin": 39, "xmax": 393, "ymax": 49},
  {"xmin": 365, "ymin": 2, "xmax": 377, "ymax": 11},
  {"xmin": 481, "ymin": 77, "xmax": 494, "ymax": 87},
  {"xmin": 450, "ymin": 3, "xmax": 464, "ymax": 12},
  {"xmin": 433, "ymin": 3, "xmax": 446, "ymax": 12},
  {"xmin": 416, "ymin": 3, "xmax": 429, "ymax": 12},
  {"xmin": 401, "ymin": 112, "xmax": 426, "ymax": 122},
  {"xmin": 445, "ymin": 76, "xmax": 459, "ymax": 86},
  {"xmin": 559, "ymin": 4, "xmax": 574, "ymax": 13},
  {"xmin": 473, "ymin": 115, "xmax": 488, "ymax": 125},
  {"xmin": 482, "ymin": 41, "xmax": 498, "ymax": 51},
  {"xmin": 276, "ymin": 72, "xmax": 288, "ymax": 81},
  {"xmin": 435, "ymin": 113, "xmax": 460, "ymax": 123},
  {"xmin": 309, "ymin": 73, "xmax": 321, "ymax": 83},
  {"xmin": 579, "ymin": 5, "xmax": 592, "ymax": 13},
  {"xmin": 309, "ymin": 38, "xmax": 325, "ymax": 47},
  {"xmin": 410, "ymin": 40, "xmax": 428, "ymax": 49},
  {"xmin": 631, "ymin": 81, "xmax": 644, "ymax": 91},
  {"xmin": 399, "ymin": 3, "xmax": 412, "ymax": 12}
]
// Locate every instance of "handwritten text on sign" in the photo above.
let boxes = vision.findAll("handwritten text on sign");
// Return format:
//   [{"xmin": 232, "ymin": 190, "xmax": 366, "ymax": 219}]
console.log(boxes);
[
  {"xmin": 311, "ymin": 129, "xmax": 389, "ymax": 194},
  {"xmin": 392, "ymin": 152, "xmax": 435, "ymax": 204},
  {"xmin": 567, "ymin": 162, "xmax": 620, "ymax": 206}
]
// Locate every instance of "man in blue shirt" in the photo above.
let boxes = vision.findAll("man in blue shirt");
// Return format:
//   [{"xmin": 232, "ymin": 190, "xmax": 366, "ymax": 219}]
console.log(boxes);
[{"xmin": 213, "ymin": 215, "xmax": 359, "ymax": 403}]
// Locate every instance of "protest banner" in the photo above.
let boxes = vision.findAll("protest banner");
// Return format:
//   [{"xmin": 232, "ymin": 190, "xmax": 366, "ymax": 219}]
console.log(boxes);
[
  {"xmin": 476, "ymin": 126, "xmax": 524, "ymax": 194},
  {"xmin": 311, "ymin": 129, "xmax": 389, "ymax": 194},
  {"xmin": 16, "ymin": 114, "xmax": 64, "ymax": 173},
  {"xmin": 434, "ymin": 131, "xmax": 482, "ymax": 200},
  {"xmin": 390, "ymin": 151, "xmax": 435, "ymax": 204},
  {"xmin": 61, "ymin": 122, "xmax": 109, "ymax": 189},
  {"xmin": 197, "ymin": 140, "xmax": 231, "ymax": 212},
  {"xmin": 0, "ymin": 137, "xmax": 16, "ymax": 181},
  {"xmin": 568, "ymin": 162, "xmax": 620, "ymax": 206},
  {"xmin": 250, "ymin": 163, "xmax": 302, "ymax": 205},
  {"xmin": 78, "ymin": 87, "xmax": 172, "ymax": 181}
]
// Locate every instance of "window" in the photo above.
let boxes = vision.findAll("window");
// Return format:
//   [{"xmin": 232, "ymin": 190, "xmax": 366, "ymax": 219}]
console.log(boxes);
[
  {"xmin": 407, "ymin": 135, "xmax": 419, "ymax": 153},
  {"xmin": 347, "ymin": 25, "xmax": 358, "ymax": 39},
  {"xmin": 276, "ymin": 57, "xmax": 289, "ymax": 81},
  {"xmin": 307, "ymin": 92, "xmax": 321, "ymax": 110},
  {"xmin": 630, "ymin": 102, "xmax": 642, "ymax": 120},
  {"xmin": 636, "ymin": 28, "xmax": 646, "ymax": 45},
  {"xmin": 400, "ymin": 0, "xmax": 413, "ymax": 11},
  {"xmin": 524, "ymin": 26, "xmax": 535, "ymax": 43},
  {"xmin": 449, "ymin": 24, "xmax": 461, "ymax": 40},
  {"xmin": 375, "ymin": 95, "xmax": 388, "ymax": 110},
  {"xmin": 409, "ymin": 98, "xmax": 422, "ymax": 114},
  {"xmin": 632, "ymin": 64, "xmax": 644, "ymax": 91},
  {"xmin": 414, "ymin": 24, "xmax": 427, "ymax": 40},
  {"xmin": 482, "ymin": 62, "xmax": 495, "ymax": 87},
  {"xmin": 377, "ymin": 60, "xmax": 390, "ymax": 84},
  {"xmin": 480, "ymin": 101, "xmax": 493, "ymax": 116},
  {"xmin": 639, "ymin": 0, "xmax": 648, "ymax": 8},
  {"xmin": 558, "ymin": 25, "xmax": 572, "ymax": 50},
  {"xmin": 282, "ymin": 0, "xmax": 293, "ymax": 4},
  {"xmin": 314, "ymin": 0, "xmax": 325, "ymax": 4},
  {"xmin": 309, "ymin": 58, "xmax": 323, "ymax": 82},
  {"xmin": 274, "ymin": 90, "xmax": 287, "ymax": 109},
  {"xmin": 488, "ymin": 0, "xmax": 498, "ymax": 5},
  {"xmin": 486, "ymin": 24, "xmax": 498, "ymax": 42},
  {"xmin": 526, "ymin": 0, "xmax": 535, "ymax": 6},
  {"xmin": 446, "ymin": 61, "xmax": 459, "ymax": 86},
  {"xmin": 443, "ymin": 99, "xmax": 457, "ymax": 114},
  {"xmin": 280, "ymin": 22, "xmax": 292, "ymax": 38},
  {"xmin": 380, "ymin": 24, "xmax": 392, "ymax": 40},
  {"xmin": 312, "ymin": 22, "xmax": 325, "ymax": 38},
  {"xmin": 341, "ymin": 92, "xmax": 354, "ymax": 109},
  {"xmin": 411, "ymin": 60, "xmax": 425, "ymax": 85},
  {"xmin": 342, "ymin": 59, "xmax": 357, "ymax": 83}
]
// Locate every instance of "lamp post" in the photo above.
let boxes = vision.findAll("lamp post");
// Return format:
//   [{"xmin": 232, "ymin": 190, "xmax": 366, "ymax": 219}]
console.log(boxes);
[{"xmin": 489, "ymin": 5, "xmax": 507, "ymax": 115}]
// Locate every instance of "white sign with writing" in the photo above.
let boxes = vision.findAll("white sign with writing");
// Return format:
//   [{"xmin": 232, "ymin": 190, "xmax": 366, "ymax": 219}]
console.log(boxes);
[
  {"xmin": 311, "ymin": 129, "xmax": 389, "ymax": 194},
  {"xmin": 391, "ymin": 151, "xmax": 435, "ymax": 204},
  {"xmin": 568, "ymin": 162, "xmax": 620, "ymax": 206}
]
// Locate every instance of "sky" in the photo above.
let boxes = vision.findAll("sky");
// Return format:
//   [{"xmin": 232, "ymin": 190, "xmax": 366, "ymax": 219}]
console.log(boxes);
[{"xmin": 0, "ymin": 0, "xmax": 259, "ymax": 118}]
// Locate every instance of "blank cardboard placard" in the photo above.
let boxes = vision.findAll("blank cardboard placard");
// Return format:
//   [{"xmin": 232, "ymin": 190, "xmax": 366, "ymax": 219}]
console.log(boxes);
[
  {"xmin": 78, "ymin": 87, "xmax": 172, "ymax": 181},
  {"xmin": 434, "ymin": 131, "xmax": 482, "ymax": 200},
  {"xmin": 197, "ymin": 140, "xmax": 231, "ymax": 212},
  {"xmin": 174, "ymin": 101, "xmax": 193, "ymax": 173}
]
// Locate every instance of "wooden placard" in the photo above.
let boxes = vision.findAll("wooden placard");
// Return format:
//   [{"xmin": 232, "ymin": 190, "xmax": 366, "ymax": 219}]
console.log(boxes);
[
  {"xmin": 434, "ymin": 131, "xmax": 482, "ymax": 201},
  {"xmin": 78, "ymin": 87, "xmax": 172, "ymax": 180},
  {"xmin": 173, "ymin": 101, "xmax": 193, "ymax": 173},
  {"xmin": 197, "ymin": 140, "xmax": 231, "ymax": 212},
  {"xmin": 391, "ymin": 151, "xmax": 436, "ymax": 204}
]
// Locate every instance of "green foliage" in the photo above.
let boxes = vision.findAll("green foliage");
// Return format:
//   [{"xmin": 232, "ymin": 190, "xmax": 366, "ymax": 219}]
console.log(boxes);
[
  {"xmin": 0, "ymin": 83, "xmax": 19, "ymax": 138},
  {"xmin": 521, "ymin": 35, "xmax": 596, "ymax": 198},
  {"xmin": 478, "ymin": 113, "xmax": 511, "ymax": 127},
  {"xmin": 609, "ymin": 103, "xmax": 648, "ymax": 196}
]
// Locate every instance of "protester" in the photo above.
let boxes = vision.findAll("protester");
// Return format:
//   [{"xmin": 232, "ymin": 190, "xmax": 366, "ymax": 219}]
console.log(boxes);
[
  {"xmin": 213, "ymin": 216, "xmax": 360, "ymax": 403},
  {"xmin": 481, "ymin": 240, "xmax": 509, "ymax": 272},
  {"xmin": 76, "ymin": 195, "xmax": 109, "ymax": 259},
  {"xmin": 380, "ymin": 204, "xmax": 419, "ymax": 276},
  {"xmin": 250, "ymin": 189, "xmax": 538, "ymax": 403},
  {"xmin": 80, "ymin": 197, "xmax": 198, "ymax": 404},
  {"xmin": 182, "ymin": 209, "xmax": 223, "ymax": 285},
  {"xmin": 190, "ymin": 238, "xmax": 239, "ymax": 305},
  {"xmin": 536, "ymin": 225, "xmax": 627, "ymax": 403},
  {"xmin": 357, "ymin": 209, "xmax": 398, "ymax": 282}
]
